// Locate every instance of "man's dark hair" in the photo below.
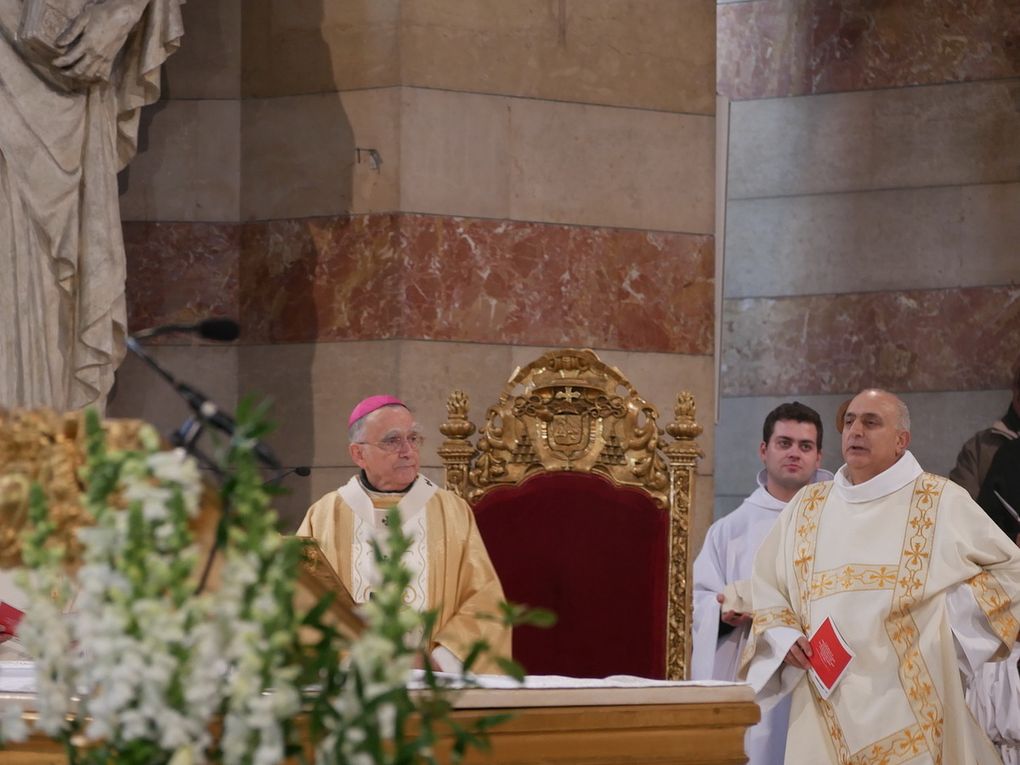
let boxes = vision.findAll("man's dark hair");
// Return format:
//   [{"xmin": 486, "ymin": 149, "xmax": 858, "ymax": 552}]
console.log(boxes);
[{"xmin": 762, "ymin": 401, "xmax": 823, "ymax": 451}]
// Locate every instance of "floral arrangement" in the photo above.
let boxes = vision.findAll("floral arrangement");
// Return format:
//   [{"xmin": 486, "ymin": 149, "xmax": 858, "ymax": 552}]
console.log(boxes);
[{"xmin": 1, "ymin": 405, "xmax": 544, "ymax": 764}]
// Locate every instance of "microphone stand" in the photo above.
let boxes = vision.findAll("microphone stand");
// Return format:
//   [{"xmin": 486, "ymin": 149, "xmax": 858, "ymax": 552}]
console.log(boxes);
[
  {"xmin": 168, "ymin": 416, "xmax": 222, "ymax": 478},
  {"xmin": 124, "ymin": 336, "xmax": 283, "ymax": 473},
  {"xmin": 126, "ymin": 321, "xmax": 290, "ymax": 594}
]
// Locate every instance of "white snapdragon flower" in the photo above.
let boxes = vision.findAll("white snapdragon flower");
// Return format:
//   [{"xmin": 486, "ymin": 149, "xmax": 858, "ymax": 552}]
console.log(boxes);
[
  {"xmin": 0, "ymin": 701, "xmax": 28, "ymax": 743},
  {"xmin": 122, "ymin": 480, "xmax": 173, "ymax": 522},
  {"xmin": 375, "ymin": 702, "xmax": 397, "ymax": 740},
  {"xmin": 147, "ymin": 450, "xmax": 202, "ymax": 514}
]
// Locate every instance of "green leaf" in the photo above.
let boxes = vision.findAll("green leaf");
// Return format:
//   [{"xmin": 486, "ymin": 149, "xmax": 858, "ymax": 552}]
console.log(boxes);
[{"xmin": 494, "ymin": 656, "xmax": 526, "ymax": 683}]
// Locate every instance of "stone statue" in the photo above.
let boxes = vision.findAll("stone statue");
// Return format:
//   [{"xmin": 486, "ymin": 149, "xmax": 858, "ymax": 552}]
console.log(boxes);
[{"xmin": 0, "ymin": 0, "xmax": 184, "ymax": 412}]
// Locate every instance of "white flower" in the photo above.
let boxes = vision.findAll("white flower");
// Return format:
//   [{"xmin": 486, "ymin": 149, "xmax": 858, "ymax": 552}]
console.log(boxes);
[
  {"xmin": 0, "ymin": 701, "xmax": 28, "ymax": 743},
  {"xmin": 168, "ymin": 745, "xmax": 195, "ymax": 765}
]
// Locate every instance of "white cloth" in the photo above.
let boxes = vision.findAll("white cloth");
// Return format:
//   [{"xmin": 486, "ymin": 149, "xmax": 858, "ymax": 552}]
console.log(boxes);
[
  {"xmin": 967, "ymin": 644, "xmax": 1020, "ymax": 765},
  {"xmin": 742, "ymin": 451, "xmax": 1020, "ymax": 765},
  {"xmin": 692, "ymin": 468, "xmax": 831, "ymax": 765},
  {"xmin": 336, "ymin": 475, "xmax": 458, "ymax": 670},
  {"xmin": 338, "ymin": 474, "xmax": 436, "ymax": 609}
]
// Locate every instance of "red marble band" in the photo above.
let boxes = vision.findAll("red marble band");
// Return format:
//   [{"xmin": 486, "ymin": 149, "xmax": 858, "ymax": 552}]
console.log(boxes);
[
  {"xmin": 721, "ymin": 286, "xmax": 1020, "ymax": 397},
  {"xmin": 719, "ymin": 0, "xmax": 1020, "ymax": 101},
  {"xmin": 124, "ymin": 214, "xmax": 714, "ymax": 355}
]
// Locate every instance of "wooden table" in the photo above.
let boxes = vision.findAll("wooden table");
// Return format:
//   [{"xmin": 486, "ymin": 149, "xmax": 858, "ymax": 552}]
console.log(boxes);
[{"xmin": 1, "ymin": 683, "xmax": 759, "ymax": 765}]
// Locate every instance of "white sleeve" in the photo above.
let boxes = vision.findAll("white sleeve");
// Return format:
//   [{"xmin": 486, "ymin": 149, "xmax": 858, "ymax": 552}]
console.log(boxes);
[
  {"xmin": 745, "ymin": 626, "xmax": 804, "ymax": 712},
  {"xmin": 690, "ymin": 526, "xmax": 727, "ymax": 680},
  {"xmin": 966, "ymin": 645, "xmax": 1020, "ymax": 750},
  {"xmin": 948, "ymin": 582, "xmax": 1010, "ymax": 679},
  {"xmin": 431, "ymin": 645, "xmax": 462, "ymax": 674}
]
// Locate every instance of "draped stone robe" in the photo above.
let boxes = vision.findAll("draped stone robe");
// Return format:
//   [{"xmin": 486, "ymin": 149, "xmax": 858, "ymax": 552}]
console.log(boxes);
[{"xmin": 0, "ymin": 0, "xmax": 184, "ymax": 410}]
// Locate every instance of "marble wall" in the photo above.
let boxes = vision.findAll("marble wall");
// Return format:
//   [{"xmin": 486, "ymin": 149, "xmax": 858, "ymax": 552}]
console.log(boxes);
[
  {"xmin": 715, "ymin": 0, "xmax": 1020, "ymax": 516},
  {"xmin": 109, "ymin": 1, "xmax": 719, "ymax": 538}
]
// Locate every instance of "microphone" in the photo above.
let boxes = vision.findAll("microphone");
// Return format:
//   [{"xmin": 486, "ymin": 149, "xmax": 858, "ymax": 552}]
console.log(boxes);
[
  {"xmin": 133, "ymin": 318, "xmax": 240, "ymax": 342},
  {"xmin": 127, "ymin": 318, "xmax": 281, "ymax": 471},
  {"xmin": 263, "ymin": 466, "xmax": 311, "ymax": 488}
]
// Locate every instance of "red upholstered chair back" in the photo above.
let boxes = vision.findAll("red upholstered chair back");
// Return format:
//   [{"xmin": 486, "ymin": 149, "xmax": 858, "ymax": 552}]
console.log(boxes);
[
  {"xmin": 473, "ymin": 471, "xmax": 668, "ymax": 678},
  {"xmin": 438, "ymin": 349, "xmax": 703, "ymax": 680}
]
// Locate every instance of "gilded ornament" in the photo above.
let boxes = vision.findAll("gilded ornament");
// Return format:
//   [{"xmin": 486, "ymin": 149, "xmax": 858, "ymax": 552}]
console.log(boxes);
[{"xmin": 437, "ymin": 349, "xmax": 703, "ymax": 679}]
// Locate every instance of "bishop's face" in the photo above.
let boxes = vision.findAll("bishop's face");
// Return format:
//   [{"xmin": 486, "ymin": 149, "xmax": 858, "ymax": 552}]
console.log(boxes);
[
  {"xmin": 841, "ymin": 391, "xmax": 910, "ymax": 485},
  {"xmin": 349, "ymin": 407, "xmax": 421, "ymax": 491}
]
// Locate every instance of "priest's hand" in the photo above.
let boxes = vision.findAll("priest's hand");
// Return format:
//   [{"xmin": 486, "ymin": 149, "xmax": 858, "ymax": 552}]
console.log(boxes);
[
  {"xmin": 716, "ymin": 593, "xmax": 752, "ymax": 627},
  {"xmin": 783, "ymin": 636, "xmax": 812, "ymax": 670}
]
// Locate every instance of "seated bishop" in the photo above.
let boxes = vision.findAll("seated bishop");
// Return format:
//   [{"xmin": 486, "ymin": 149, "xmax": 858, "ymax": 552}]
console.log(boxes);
[{"xmin": 297, "ymin": 395, "xmax": 510, "ymax": 673}]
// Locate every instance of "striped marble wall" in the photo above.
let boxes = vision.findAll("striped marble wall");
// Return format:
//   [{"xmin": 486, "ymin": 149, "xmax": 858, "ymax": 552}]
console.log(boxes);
[
  {"xmin": 110, "ymin": 0, "xmax": 242, "ymax": 473},
  {"xmin": 714, "ymin": 0, "xmax": 1020, "ymax": 517},
  {"xmin": 109, "ymin": 1, "xmax": 720, "ymax": 535}
]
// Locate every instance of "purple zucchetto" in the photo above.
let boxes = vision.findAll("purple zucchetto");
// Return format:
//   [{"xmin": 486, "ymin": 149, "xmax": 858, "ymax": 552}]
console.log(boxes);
[{"xmin": 348, "ymin": 395, "xmax": 407, "ymax": 428}]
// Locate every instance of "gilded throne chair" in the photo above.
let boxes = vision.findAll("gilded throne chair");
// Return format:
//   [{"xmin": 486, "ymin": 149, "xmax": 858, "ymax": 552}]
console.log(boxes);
[{"xmin": 439, "ymin": 349, "xmax": 703, "ymax": 680}]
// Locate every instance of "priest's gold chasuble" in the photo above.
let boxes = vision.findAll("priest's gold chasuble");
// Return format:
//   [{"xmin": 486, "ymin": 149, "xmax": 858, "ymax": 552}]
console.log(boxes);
[{"xmin": 298, "ymin": 476, "xmax": 510, "ymax": 673}]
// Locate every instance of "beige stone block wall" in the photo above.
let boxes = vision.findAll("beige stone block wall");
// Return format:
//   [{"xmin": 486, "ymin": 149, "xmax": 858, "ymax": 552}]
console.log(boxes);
[
  {"xmin": 729, "ymin": 81, "xmax": 1020, "ymax": 199},
  {"xmin": 399, "ymin": 0, "xmax": 715, "ymax": 114},
  {"xmin": 399, "ymin": 89, "xmax": 512, "ymax": 220},
  {"xmin": 119, "ymin": 100, "xmax": 241, "ymax": 223},
  {"xmin": 242, "ymin": 0, "xmax": 401, "ymax": 97},
  {"xmin": 508, "ymin": 99, "xmax": 715, "ymax": 232},
  {"xmin": 237, "ymin": 341, "xmax": 400, "ymax": 471},
  {"xmin": 724, "ymin": 182, "xmax": 1020, "ymax": 298},
  {"xmin": 242, "ymin": 89, "xmax": 401, "ymax": 220},
  {"xmin": 164, "ymin": 0, "xmax": 241, "ymax": 99},
  {"xmin": 240, "ymin": 0, "xmax": 715, "ymax": 113},
  {"xmin": 691, "ymin": 474, "xmax": 715, "ymax": 560}
]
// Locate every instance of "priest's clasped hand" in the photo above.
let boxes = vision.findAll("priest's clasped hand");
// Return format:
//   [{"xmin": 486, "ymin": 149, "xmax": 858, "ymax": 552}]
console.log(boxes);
[
  {"xmin": 716, "ymin": 593, "xmax": 752, "ymax": 627},
  {"xmin": 784, "ymin": 635, "xmax": 812, "ymax": 670}
]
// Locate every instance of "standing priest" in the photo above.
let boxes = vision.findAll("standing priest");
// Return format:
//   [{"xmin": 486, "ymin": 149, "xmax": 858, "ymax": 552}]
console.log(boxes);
[
  {"xmin": 742, "ymin": 388, "xmax": 1020, "ymax": 765},
  {"xmin": 297, "ymin": 396, "xmax": 510, "ymax": 673},
  {"xmin": 692, "ymin": 401, "xmax": 831, "ymax": 764}
]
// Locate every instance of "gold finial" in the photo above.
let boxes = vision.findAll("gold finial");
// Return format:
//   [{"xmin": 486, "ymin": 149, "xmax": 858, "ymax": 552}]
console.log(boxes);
[
  {"xmin": 666, "ymin": 392, "xmax": 703, "ymax": 442},
  {"xmin": 440, "ymin": 390, "xmax": 476, "ymax": 440}
]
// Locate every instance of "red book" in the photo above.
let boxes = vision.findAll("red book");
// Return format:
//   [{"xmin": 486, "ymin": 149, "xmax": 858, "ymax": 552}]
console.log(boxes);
[
  {"xmin": 807, "ymin": 616, "xmax": 854, "ymax": 699},
  {"xmin": 0, "ymin": 601, "xmax": 25, "ymax": 639}
]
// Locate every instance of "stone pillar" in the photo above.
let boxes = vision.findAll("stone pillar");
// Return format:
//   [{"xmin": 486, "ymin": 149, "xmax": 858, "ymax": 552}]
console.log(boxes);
[
  {"xmin": 113, "ymin": 1, "xmax": 718, "ymax": 534},
  {"xmin": 715, "ymin": 0, "xmax": 1020, "ymax": 519}
]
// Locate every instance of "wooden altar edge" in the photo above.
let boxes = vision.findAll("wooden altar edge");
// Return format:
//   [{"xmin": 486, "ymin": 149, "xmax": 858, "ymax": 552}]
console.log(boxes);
[
  {"xmin": 1, "ymin": 685, "xmax": 761, "ymax": 765},
  {"xmin": 450, "ymin": 681, "xmax": 755, "ymax": 709},
  {"xmin": 445, "ymin": 699, "xmax": 760, "ymax": 765}
]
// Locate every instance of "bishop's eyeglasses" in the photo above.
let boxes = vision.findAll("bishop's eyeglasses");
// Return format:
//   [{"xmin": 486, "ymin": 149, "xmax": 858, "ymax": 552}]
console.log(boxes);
[{"xmin": 357, "ymin": 433, "xmax": 426, "ymax": 453}]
